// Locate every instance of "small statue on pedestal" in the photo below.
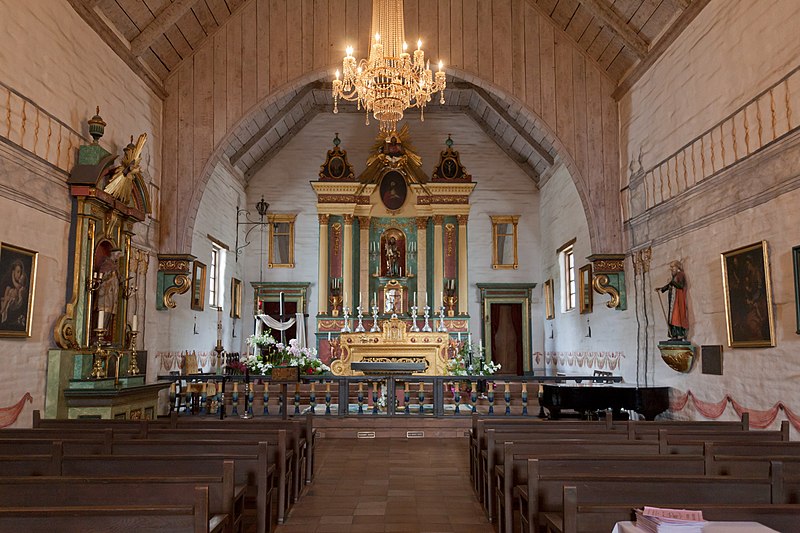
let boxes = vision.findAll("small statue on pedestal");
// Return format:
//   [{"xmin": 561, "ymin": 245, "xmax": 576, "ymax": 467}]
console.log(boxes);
[{"xmin": 655, "ymin": 260, "xmax": 694, "ymax": 373}]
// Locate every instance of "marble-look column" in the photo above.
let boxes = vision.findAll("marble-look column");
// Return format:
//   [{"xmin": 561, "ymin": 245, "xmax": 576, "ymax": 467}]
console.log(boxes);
[
  {"xmin": 343, "ymin": 215, "xmax": 354, "ymax": 310},
  {"xmin": 433, "ymin": 215, "xmax": 444, "ymax": 310},
  {"xmin": 416, "ymin": 217, "xmax": 428, "ymax": 305},
  {"xmin": 457, "ymin": 215, "xmax": 469, "ymax": 315},
  {"xmin": 358, "ymin": 216, "xmax": 370, "ymax": 308},
  {"xmin": 317, "ymin": 214, "xmax": 329, "ymax": 315}
]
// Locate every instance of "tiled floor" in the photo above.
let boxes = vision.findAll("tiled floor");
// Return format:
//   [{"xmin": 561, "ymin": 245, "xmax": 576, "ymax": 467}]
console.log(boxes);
[{"xmin": 274, "ymin": 437, "xmax": 494, "ymax": 533}]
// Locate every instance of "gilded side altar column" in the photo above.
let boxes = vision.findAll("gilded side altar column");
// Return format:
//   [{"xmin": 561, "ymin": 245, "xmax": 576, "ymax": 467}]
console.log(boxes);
[
  {"xmin": 457, "ymin": 215, "xmax": 469, "ymax": 315},
  {"xmin": 318, "ymin": 214, "xmax": 329, "ymax": 314},
  {"xmin": 433, "ymin": 215, "xmax": 444, "ymax": 308},
  {"xmin": 358, "ymin": 217, "xmax": 370, "ymax": 303},
  {"xmin": 416, "ymin": 217, "xmax": 428, "ymax": 301},
  {"xmin": 343, "ymin": 215, "xmax": 354, "ymax": 308}
]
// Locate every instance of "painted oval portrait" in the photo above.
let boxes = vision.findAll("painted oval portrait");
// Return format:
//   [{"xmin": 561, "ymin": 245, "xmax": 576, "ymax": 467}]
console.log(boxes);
[{"xmin": 380, "ymin": 171, "xmax": 407, "ymax": 211}]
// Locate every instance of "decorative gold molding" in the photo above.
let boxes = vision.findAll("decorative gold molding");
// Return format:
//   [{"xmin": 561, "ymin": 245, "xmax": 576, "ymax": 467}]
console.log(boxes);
[
  {"xmin": 456, "ymin": 215, "xmax": 469, "ymax": 225},
  {"xmin": 416, "ymin": 217, "xmax": 429, "ymax": 229},
  {"xmin": 592, "ymin": 274, "xmax": 621, "ymax": 309},
  {"xmin": 432, "ymin": 215, "xmax": 445, "ymax": 225},
  {"xmin": 318, "ymin": 214, "xmax": 330, "ymax": 225},
  {"xmin": 588, "ymin": 253, "xmax": 626, "ymax": 273},
  {"xmin": 342, "ymin": 214, "xmax": 354, "ymax": 224},
  {"xmin": 357, "ymin": 216, "xmax": 371, "ymax": 227},
  {"xmin": 163, "ymin": 274, "xmax": 191, "ymax": 309},
  {"xmin": 317, "ymin": 194, "xmax": 371, "ymax": 204},
  {"xmin": 417, "ymin": 195, "xmax": 469, "ymax": 205}
]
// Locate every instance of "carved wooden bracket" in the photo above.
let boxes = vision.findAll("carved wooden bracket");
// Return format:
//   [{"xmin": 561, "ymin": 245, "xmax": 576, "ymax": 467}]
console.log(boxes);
[
  {"xmin": 588, "ymin": 254, "xmax": 627, "ymax": 310},
  {"xmin": 156, "ymin": 253, "xmax": 195, "ymax": 310}
]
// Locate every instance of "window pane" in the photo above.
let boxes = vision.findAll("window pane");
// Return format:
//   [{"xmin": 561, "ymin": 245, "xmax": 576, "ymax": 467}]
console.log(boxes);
[{"xmin": 273, "ymin": 234, "xmax": 290, "ymax": 264}]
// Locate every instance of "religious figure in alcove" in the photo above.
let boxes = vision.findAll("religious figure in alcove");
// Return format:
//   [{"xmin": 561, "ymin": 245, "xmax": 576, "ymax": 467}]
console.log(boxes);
[
  {"xmin": 656, "ymin": 260, "xmax": 689, "ymax": 340},
  {"xmin": 385, "ymin": 237, "xmax": 400, "ymax": 278},
  {"xmin": 95, "ymin": 246, "xmax": 124, "ymax": 330}
]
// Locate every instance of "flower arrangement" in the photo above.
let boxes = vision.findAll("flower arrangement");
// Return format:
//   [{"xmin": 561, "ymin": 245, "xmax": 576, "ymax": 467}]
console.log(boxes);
[
  {"xmin": 245, "ymin": 331, "xmax": 330, "ymax": 375},
  {"xmin": 445, "ymin": 340, "xmax": 501, "ymax": 376}
]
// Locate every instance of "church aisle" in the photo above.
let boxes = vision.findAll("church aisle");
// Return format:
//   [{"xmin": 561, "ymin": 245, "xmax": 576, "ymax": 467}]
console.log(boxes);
[{"xmin": 272, "ymin": 437, "xmax": 493, "ymax": 533}]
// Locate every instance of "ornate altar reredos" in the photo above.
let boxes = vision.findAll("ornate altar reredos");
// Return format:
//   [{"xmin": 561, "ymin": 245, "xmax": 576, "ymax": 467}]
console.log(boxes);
[
  {"xmin": 332, "ymin": 318, "xmax": 449, "ymax": 376},
  {"xmin": 312, "ymin": 129, "xmax": 476, "ymax": 366}
]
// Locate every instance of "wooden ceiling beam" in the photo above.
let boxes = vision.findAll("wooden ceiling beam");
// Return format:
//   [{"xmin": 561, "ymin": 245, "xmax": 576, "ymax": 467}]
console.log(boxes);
[
  {"xmin": 613, "ymin": 0, "xmax": 711, "ymax": 100},
  {"xmin": 66, "ymin": 0, "xmax": 167, "ymax": 98},
  {"xmin": 579, "ymin": 0, "xmax": 649, "ymax": 59},
  {"xmin": 130, "ymin": 0, "xmax": 199, "ymax": 57}
]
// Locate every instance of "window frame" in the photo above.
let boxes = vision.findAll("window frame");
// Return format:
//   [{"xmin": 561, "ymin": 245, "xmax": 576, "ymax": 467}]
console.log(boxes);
[
  {"xmin": 557, "ymin": 239, "xmax": 577, "ymax": 313},
  {"xmin": 209, "ymin": 244, "xmax": 222, "ymax": 309},
  {"xmin": 490, "ymin": 215, "xmax": 520, "ymax": 270}
]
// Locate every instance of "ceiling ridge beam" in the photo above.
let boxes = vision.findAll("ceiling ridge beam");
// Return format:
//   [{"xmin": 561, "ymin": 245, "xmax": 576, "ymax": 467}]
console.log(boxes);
[
  {"xmin": 613, "ymin": 0, "xmax": 711, "ymax": 100},
  {"xmin": 465, "ymin": 108, "xmax": 540, "ymax": 185},
  {"xmin": 67, "ymin": 0, "xmax": 167, "ymax": 98},
  {"xmin": 130, "ymin": 0, "xmax": 199, "ymax": 57},
  {"xmin": 579, "ymin": 0, "xmax": 649, "ymax": 59},
  {"xmin": 244, "ymin": 108, "xmax": 322, "ymax": 181},
  {"xmin": 230, "ymin": 83, "xmax": 319, "ymax": 165},
  {"xmin": 472, "ymin": 86, "xmax": 555, "ymax": 167}
]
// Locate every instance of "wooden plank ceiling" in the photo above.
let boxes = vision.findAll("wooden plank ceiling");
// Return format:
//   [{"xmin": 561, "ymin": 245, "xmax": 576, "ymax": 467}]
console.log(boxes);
[{"xmin": 71, "ymin": 0, "xmax": 706, "ymax": 101}]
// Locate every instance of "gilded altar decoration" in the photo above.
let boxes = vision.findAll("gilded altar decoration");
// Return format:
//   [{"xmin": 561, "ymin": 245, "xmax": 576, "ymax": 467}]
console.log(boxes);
[
  {"xmin": 104, "ymin": 133, "xmax": 147, "ymax": 205},
  {"xmin": 358, "ymin": 125, "xmax": 429, "ymax": 192},
  {"xmin": 588, "ymin": 253, "xmax": 627, "ymax": 310},
  {"xmin": 432, "ymin": 135, "xmax": 471, "ymax": 182},
  {"xmin": 658, "ymin": 343, "xmax": 695, "ymax": 373},
  {"xmin": 332, "ymin": 317, "xmax": 448, "ymax": 376},
  {"xmin": 318, "ymin": 133, "xmax": 355, "ymax": 181}
]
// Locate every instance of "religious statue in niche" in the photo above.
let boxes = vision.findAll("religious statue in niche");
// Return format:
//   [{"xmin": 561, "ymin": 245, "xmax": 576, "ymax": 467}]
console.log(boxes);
[
  {"xmin": 94, "ymin": 243, "xmax": 124, "ymax": 331},
  {"xmin": 656, "ymin": 260, "xmax": 689, "ymax": 340},
  {"xmin": 381, "ymin": 230, "xmax": 405, "ymax": 278}
]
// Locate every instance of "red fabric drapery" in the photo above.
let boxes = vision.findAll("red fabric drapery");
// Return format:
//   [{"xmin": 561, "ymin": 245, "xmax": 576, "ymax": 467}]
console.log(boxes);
[{"xmin": 670, "ymin": 389, "xmax": 800, "ymax": 431}]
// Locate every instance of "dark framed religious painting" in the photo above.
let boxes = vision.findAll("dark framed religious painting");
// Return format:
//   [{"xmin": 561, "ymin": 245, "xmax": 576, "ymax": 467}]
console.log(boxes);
[
  {"xmin": 191, "ymin": 261, "xmax": 206, "ymax": 311},
  {"xmin": 0, "ymin": 243, "xmax": 39, "ymax": 337},
  {"xmin": 0, "ymin": 242, "xmax": 38, "ymax": 337},
  {"xmin": 721, "ymin": 241, "xmax": 775, "ymax": 347},
  {"xmin": 379, "ymin": 171, "xmax": 407, "ymax": 211}
]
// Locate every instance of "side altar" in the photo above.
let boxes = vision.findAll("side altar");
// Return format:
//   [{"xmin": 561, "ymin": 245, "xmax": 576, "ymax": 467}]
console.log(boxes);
[{"xmin": 331, "ymin": 318, "xmax": 449, "ymax": 376}]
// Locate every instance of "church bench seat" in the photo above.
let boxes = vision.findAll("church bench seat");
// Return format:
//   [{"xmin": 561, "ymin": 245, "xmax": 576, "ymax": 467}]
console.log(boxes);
[
  {"xmin": 548, "ymin": 484, "xmax": 800, "ymax": 533},
  {"xmin": 0, "ymin": 476, "xmax": 234, "ymax": 533},
  {"xmin": 495, "ymin": 450, "xmax": 708, "ymax": 533},
  {"xmin": 514, "ymin": 461, "xmax": 780, "ymax": 533},
  {"xmin": 0, "ymin": 487, "xmax": 224, "ymax": 533}
]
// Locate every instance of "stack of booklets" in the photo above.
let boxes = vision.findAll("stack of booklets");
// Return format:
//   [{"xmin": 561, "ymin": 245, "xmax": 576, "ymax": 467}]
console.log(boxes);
[{"xmin": 635, "ymin": 506, "xmax": 706, "ymax": 533}]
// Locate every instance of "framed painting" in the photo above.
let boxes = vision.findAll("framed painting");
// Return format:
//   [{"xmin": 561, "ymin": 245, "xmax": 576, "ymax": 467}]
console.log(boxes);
[
  {"xmin": 0, "ymin": 242, "xmax": 38, "ymax": 337},
  {"xmin": 191, "ymin": 261, "xmax": 206, "ymax": 311},
  {"xmin": 230, "ymin": 278, "xmax": 242, "ymax": 319},
  {"xmin": 379, "ymin": 170, "xmax": 407, "ymax": 211},
  {"xmin": 579, "ymin": 264, "xmax": 593, "ymax": 314},
  {"xmin": 544, "ymin": 279, "xmax": 555, "ymax": 320},
  {"xmin": 721, "ymin": 241, "xmax": 775, "ymax": 347}
]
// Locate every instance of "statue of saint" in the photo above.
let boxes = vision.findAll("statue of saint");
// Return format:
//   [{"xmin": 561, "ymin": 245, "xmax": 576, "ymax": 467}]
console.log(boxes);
[
  {"xmin": 656, "ymin": 260, "xmax": 689, "ymax": 340},
  {"xmin": 96, "ymin": 248, "xmax": 124, "ymax": 329},
  {"xmin": 385, "ymin": 237, "xmax": 400, "ymax": 278}
]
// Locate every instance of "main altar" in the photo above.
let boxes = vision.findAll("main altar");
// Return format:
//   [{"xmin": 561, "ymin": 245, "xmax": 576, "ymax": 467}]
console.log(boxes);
[{"xmin": 311, "ymin": 128, "xmax": 475, "ymax": 372}]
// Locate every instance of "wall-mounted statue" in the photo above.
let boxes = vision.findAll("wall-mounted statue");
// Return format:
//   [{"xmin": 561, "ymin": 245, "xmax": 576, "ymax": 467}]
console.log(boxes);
[{"xmin": 656, "ymin": 260, "xmax": 689, "ymax": 340}]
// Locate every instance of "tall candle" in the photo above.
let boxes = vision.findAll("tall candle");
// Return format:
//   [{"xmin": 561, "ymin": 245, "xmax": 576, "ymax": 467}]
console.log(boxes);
[
  {"xmin": 457, "ymin": 331, "xmax": 461, "ymax": 342},
  {"xmin": 468, "ymin": 332, "xmax": 472, "ymax": 345},
  {"xmin": 424, "ymin": 292, "xmax": 427, "ymax": 306},
  {"xmin": 359, "ymin": 293, "xmax": 362, "ymax": 308},
  {"xmin": 414, "ymin": 292, "xmax": 417, "ymax": 306},
  {"xmin": 98, "ymin": 310, "xmax": 105, "ymax": 327},
  {"xmin": 373, "ymin": 292, "xmax": 377, "ymax": 307},
  {"xmin": 327, "ymin": 331, "xmax": 331, "ymax": 341},
  {"xmin": 131, "ymin": 314, "xmax": 138, "ymax": 331}
]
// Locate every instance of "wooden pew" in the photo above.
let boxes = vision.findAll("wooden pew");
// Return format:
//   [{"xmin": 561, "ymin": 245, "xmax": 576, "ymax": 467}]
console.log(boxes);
[
  {"xmin": 496, "ymin": 449, "xmax": 707, "ymax": 533},
  {"xmin": 551, "ymin": 484, "xmax": 800, "ymax": 533},
  {"xmin": 515, "ymin": 459, "xmax": 778, "ymax": 533},
  {"xmin": 0, "ymin": 486, "xmax": 223, "ymax": 533},
  {"xmin": 0, "ymin": 476, "xmax": 233, "ymax": 533}
]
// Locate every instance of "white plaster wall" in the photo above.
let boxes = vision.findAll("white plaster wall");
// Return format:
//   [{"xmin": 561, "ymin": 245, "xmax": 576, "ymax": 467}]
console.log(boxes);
[
  {"xmin": 0, "ymin": 0, "xmax": 162, "ymax": 181},
  {"xmin": 619, "ymin": 0, "xmax": 800, "ymax": 179},
  {"xmin": 153, "ymin": 163, "xmax": 245, "ymax": 373},
  {"xmin": 540, "ymin": 165, "xmax": 638, "ymax": 380},
  {"xmin": 244, "ymin": 112, "xmax": 542, "ymax": 359}
]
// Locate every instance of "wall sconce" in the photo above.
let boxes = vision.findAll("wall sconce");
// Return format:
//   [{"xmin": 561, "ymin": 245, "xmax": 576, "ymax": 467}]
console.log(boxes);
[{"xmin": 234, "ymin": 195, "xmax": 270, "ymax": 261}]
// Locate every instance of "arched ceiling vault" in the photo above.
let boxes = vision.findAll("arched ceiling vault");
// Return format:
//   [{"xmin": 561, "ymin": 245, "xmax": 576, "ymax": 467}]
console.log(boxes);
[
  {"xmin": 68, "ymin": 0, "xmax": 709, "ymax": 102},
  {"xmin": 222, "ymin": 79, "xmax": 557, "ymax": 185}
]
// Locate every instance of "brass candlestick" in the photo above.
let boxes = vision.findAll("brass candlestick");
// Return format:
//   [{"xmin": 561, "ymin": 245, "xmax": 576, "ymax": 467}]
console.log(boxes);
[
  {"xmin": 329, "ymin": 295, "xmax": 342, "ymax": 317},
  {"xmin": 90, "ymin": 328, "xmax": 109, "ymax": 379},
  {"xmin": 127, "ymin": 331, "xmax": 140, "ymax": 375}
]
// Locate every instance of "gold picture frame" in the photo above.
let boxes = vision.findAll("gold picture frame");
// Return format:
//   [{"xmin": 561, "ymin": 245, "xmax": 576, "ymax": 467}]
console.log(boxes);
[
  {"xmin": 544, "ymin": 279, "xmax": 555, "ymax": 320},
  {"xmin": 490, "ymin": 215, "xmax": 520, "ymax": 270},
  {"xmin": 191, "ymin": 261, "xmax": 206, "ymax": 311},
  {"xmin": 579, "ymin": 264, "xmax": 593, "ymax": 314},
  {"xmin": 230, "ymin": 278, "xmax": 242, "ymax": 319},
  {"xmin": 0, "ymin": 242, "xmax": 38, "ymax": 337},
  {"xmin": 721, "ymin": 241, "xmax": 775, "ymax": 347}
]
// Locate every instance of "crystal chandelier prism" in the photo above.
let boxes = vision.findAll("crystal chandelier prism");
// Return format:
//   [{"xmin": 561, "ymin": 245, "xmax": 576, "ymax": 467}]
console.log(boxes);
[{"xmin": 332, "ymin": 0, "xmax": 446, "ymax": 133}]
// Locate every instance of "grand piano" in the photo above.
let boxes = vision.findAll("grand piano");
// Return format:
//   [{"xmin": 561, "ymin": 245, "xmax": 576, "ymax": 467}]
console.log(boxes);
[{"xmin": 541, "ymin": 383, "xmax": 670, "ymax": 421}]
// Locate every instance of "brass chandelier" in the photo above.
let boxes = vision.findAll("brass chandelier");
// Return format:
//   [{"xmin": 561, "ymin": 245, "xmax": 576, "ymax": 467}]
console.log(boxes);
[{"xmin": 332, "ymin": 0, "xmax": 446, "ymax": 133}]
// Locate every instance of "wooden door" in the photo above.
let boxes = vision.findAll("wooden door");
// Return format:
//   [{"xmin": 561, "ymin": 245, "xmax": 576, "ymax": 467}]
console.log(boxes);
[{"xmin": 489, "ymin": 303, "xmax": 523, "ymax": 375}]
